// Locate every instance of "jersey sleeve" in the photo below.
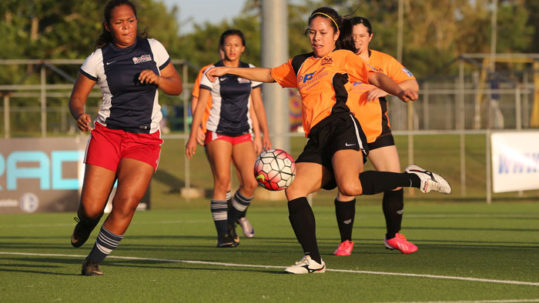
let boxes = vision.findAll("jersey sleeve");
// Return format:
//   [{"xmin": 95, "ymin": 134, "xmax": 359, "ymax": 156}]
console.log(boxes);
[
  {"xmin": 200, "ymin": 66, "xmax": 215, "ymax": 91},
  {"xmin": 270, "ymin": 59, "xmax": 297, "ymax": 88},
  {"xmin": 384, "ymin": 55, "xmax": 415, "ymax": 83},
  {"xmin": 248, "ymin": 64, "xmax": 263, "ymax": 89},
  {"xmin": 148, "ymin": 38, "xmax": 171, "ymax": 70},
  {"xmin": 80, "ymin": 49, "xmax": 102, "ymax": 81}
]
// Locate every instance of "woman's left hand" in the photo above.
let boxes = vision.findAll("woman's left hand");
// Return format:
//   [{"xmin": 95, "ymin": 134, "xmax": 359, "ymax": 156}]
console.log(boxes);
[
  {"xmin": 262, "ymin": 136, "xmax": 271, "ymax": 151},
  {"xmin": 367, "ymin": 88, "xmax": 389, "ymax": 101},
  {"xmin": 205, "ymin": 67, "xmax": 228, "ymax": 82},
  {"xmin": 138, "ymin": 70, "xmax": 161, "ymax": 86}
]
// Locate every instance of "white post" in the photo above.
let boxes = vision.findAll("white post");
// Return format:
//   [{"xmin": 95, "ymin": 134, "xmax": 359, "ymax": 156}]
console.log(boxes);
[
  {"xmin": 459, "ymin": 60, "xmax": 466, "ymax": 196},
  {"xmin": 3, "ymin": 95, "xmax": 9, "ymax": 138},
  {"xmin": 261, "ymin": 0, "xmax": 289, "ymax": 152},
  {"xmin": 40, "ymin": 64, "xmax": 47, "ymax": 137}
]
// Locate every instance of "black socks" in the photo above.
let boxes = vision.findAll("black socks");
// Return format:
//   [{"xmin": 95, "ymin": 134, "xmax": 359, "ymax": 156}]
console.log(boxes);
[
  {"xmin": 288, "ymin": 197, "xmax": 321, "ymax": 264},
  {"xmin": 359, "ymin": 171, "xmax": 420, "ymax": 195},
  {"xmin": 334, "ymin": 198, "xmax": 356, "ymax": 242},
  {"xmin": 382, "ymin": 189, "xmax": 404, "ymax": 239}
]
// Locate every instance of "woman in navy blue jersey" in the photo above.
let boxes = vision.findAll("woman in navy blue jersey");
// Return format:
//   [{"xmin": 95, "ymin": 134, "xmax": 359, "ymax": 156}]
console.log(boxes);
[
  {"xmin": 185, "ymin": 29, "xmax": 271, "ymax": 248},
  {"xmin": 68, "ymin": 0, "xmax": 182, "ymax": 276}
]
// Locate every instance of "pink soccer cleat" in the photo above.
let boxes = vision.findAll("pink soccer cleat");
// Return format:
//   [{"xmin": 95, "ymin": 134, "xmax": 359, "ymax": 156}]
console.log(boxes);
[
  {"xmin": 333, "ymin": 240, "xmax": 354, "ymax": 256},
  {"xmin": 384, "ymin": 233, "xmax": 418, "ymax": 254}
]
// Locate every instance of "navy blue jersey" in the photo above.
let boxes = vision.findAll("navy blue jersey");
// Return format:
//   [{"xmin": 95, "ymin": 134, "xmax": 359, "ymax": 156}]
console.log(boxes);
[
  {"xmin": 200, "ymin": 61, "xmax": 262, "ymax": 136},
  {"xmin": 80, "ymin": 37, "xmax": 170, "ymax": 133}
]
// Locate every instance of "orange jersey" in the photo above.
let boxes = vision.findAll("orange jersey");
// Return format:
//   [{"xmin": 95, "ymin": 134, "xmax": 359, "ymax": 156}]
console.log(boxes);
[
  {"xmin": 349, "ymin": 50, "xmax": 416, "ymax": 143},
  {"xmin": 192, "ymin": 64, "xmax": 213, "ymax": 132},
  {"xmin": 270, "ymin": 49, "xmax": 371, "ymax": 136}
]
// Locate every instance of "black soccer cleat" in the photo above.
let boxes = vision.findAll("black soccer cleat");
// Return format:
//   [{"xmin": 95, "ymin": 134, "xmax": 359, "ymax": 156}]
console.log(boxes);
[
  {"xmin": 228, "ymin": 223, "xmax": 240, "ymax": 246},
  {"xmin": 71, "ymin": 217, "xmax": 94, "ymax": 248},
  {"xmin": 216, "ymin": 233, "xmax": 238, "ymax": 248},
  {"xmin": 81, "ymin": 258, "xmax": 103, "ymax": 276}
]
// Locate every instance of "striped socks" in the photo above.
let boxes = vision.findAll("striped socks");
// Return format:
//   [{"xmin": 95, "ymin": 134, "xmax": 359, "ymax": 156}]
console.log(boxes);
[
  {"xmin": 87, "ymin": 226, "xmax": 123, "ymax": 264},
  {"xmin": 228, "ymin": 191, "xmax": 253, "ymax": 225},
  {"xmin": 211, "ymin": 199, "xmax": 228, "ymax": 236}
]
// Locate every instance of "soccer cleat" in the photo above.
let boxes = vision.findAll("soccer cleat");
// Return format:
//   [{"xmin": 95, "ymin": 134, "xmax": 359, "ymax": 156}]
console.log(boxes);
[
  {"xmin": 405, "ymin": 165, "xmax": 452, "ymax": 194},
  {"xmin": 384, "ymin": 233, "xmax": 418, "ymax": 254},
  {"xmin": 71, "ymin": 217, "xmax": 94, "ymax": 248},
  {"xmin": 228, "ymin": 223, "xmax": 240, "ymax": 246},
  {"xmin": 284, "ymin": 255, "xmax": 326, "ymax": 274},
  {"xmin": 237, "ymin": 217, "xmax": 255, "ymax": 238},
  {"xmin": 81, "ymin": 258, "xmax": 103, "ymax": 276},
  {"xmin": 216, "ymin": 234, "xmax": 238, "ymax": 248},
  {"xmin": 333, "ymin": 240, "xmax": 354, "ymax": 256}
]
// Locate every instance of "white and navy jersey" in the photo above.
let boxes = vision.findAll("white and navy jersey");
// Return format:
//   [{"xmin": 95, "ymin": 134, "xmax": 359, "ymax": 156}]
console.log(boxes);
[
  {"xmin": 80, "ymin": 37, "xmax": 170, "ymax": 134},
  {"xmin": 200, "ymin": 61, "xmax": 262, "ymax": 136}
]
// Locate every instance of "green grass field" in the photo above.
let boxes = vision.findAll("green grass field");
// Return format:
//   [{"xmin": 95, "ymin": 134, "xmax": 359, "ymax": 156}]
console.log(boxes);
[{"xmin": 1, "ymin": 202, "xmax": 538, "ymax": 302}]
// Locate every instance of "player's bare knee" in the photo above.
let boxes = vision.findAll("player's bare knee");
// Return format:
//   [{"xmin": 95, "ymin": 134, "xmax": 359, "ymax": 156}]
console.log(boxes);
[
  {"xmin": 80, "ymin": 203, "xmax": 104, "ymax": 219},
  {"xmin": 338, "ymin": 182, "xmax": 362, "ymax": 197},
  {"xmin": 111, "ymin": 199, "xmax": 138, "ymax": 218}
]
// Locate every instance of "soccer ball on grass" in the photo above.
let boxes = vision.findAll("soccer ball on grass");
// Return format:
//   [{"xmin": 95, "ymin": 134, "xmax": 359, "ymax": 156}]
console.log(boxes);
[{"xmin": 254, "ymin": 149, "xmax": 296, "ymax": 191}]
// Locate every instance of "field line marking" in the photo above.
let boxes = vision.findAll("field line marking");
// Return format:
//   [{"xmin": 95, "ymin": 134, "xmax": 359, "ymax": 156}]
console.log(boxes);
[
  {"xmin": 0, "ymin": 220, "xmax": 204, "ymax": 229},
  {"xmin": 384, "ymin": 300, "xmax": 539, "ymax": 303},
  {"xmin": 1, "ymin": 251, "xmax": 538, "ymax": 287}
]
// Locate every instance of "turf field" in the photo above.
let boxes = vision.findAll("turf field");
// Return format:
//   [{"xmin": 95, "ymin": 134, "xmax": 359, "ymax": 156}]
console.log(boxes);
[{"xmin": 1, "ymin": 202, "xmax": 538, "ymax": 302}]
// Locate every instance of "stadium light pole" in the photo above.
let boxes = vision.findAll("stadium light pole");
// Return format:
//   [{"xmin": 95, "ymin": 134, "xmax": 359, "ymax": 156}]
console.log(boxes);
[{"xmin": 261, "ymin": 0, "xmax": 289, "ymax": 152}]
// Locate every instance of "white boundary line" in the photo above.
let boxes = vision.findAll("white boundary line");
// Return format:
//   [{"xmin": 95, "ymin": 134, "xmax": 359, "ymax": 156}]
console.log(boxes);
[
  {"xmin": 383, "ymin": 300, "xmax": 539, "ymax": 303},
  {"xmin": 1, "ymin": 251, "xmax": 538, "ymax": 287}
]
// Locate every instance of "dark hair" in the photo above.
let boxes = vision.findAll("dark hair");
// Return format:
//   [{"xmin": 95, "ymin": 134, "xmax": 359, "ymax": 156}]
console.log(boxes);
[
  {"xmin": 349, "ymin": 16, "xmax": 373, "ymax": 35},
  {"xmin": 219, "ymin": 29, "xmax": 246, "ymax": 48},
  {"xmin": 307, "ymin": 7, "xmax": 342, "ymax": 34},
  {"xmin": 96, "ymin": 0, "xmax": 141, "ymax": 48},
  {"xmin": 336, "ymin": 18, "xmax": 356, "ymax": 52}
]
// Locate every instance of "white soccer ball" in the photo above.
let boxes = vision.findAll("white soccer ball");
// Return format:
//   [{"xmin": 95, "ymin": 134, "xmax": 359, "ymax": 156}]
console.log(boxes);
[{"xmin": 254, "ymin": 149, "xmax": 296, "ymax": 191}]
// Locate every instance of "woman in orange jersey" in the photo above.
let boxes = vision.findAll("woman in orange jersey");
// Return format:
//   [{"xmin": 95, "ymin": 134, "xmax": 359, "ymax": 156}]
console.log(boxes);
[
  {"xmin": 186, "ymin": 29, "xmax": 271, "ymax": 248},
  {"xmin": 332, "ymin": 17, "xmax": 421, "ymax": 257},
  {"xmin": 206, "ymin": 7, "xmax": 450, "ymax": 274}
]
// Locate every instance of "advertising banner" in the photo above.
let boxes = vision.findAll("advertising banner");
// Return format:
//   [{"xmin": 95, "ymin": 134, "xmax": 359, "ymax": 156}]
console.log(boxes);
[
  {"xmin": 0, "ymin": 137, "xmax": 87, "ymax": 213},
  {"xmin": 491, "ymin": 131, "xmax": 539, "ymax": 193}
]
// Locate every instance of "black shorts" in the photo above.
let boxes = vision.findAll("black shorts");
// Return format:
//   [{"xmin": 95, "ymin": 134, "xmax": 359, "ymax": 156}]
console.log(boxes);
[
  {"xmin": 367, "ymin": 133, "xmax": 395, "ymax": 150},
  {"xmin": 296, "ymin": 111, "xmax": 368, "ymax": 190}
]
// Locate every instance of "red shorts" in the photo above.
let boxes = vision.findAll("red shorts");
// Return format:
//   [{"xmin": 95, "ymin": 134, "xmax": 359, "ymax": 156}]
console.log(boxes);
[
  {"xmin": 204, "ymin": 131, "xmax": 252, "ymax": 145},
  {"xmin": 85, "ymin": 122, "xmax": 163, "ymax": 171}
]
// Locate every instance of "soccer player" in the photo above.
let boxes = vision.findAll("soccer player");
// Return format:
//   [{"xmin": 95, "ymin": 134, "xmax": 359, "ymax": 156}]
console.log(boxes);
[
  {"xmin": 69, "ymin": 0, "xmax": 182, "ymax": 276},
  {"xmin": 185, "ymin": 29, "xmax": 271, "ymax": 247},
  {"xmin": 191, "ymin": 51, "xmax": 262, "ymax": 239},
  {"xmin": 332, "ymin": 16, "xmax": 421, "ymax": 256},
  {"xmin": 206, "ymin": 7, "xmax": 451, "ymax": 273}
]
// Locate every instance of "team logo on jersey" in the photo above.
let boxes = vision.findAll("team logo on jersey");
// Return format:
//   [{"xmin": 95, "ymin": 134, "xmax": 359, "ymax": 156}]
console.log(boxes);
[
  {"xmin": 402, "ymin": 67, "xmax": 414, "ymax": 77},
  {"xmin": 321, "ymin": 56, "xmax": 333, "ymax": 65},
  {"xmin": 132, "ymin": 54, "xmax": 152, "ymax": 64},
  {"xmin": 237, "ymin": 77, "xmax": 250, "ymax": 84},
  {"xmin": 299, "ymin": 72, "xmax": 315, "ymax": 83}
]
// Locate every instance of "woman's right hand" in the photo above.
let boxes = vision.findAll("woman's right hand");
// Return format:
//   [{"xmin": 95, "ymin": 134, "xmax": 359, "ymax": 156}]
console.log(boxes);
[
  {"xmin": 76, "ymin": 113, "xmax": 93, "ymax": 132},
  {"xmin": 185, "ymin": 137, "xmax": 197, "ymax": 159},
  {"xmin": 195, "ymin": 126, "xmax": 206, "ymax": 146}
]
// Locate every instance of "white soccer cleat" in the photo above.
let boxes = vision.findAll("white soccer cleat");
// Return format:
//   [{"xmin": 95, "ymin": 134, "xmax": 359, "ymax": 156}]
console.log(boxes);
[
  {"xmin": 284, "ymin": 255, "xmax": 326, "ymax": 274},
  {"xmin": 237, "ymin": 217, "xmax": 255, "ymax": 238},
  {"xmin": 405, "ymin": 165, "xmax": 452, "ymax": 194}
]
